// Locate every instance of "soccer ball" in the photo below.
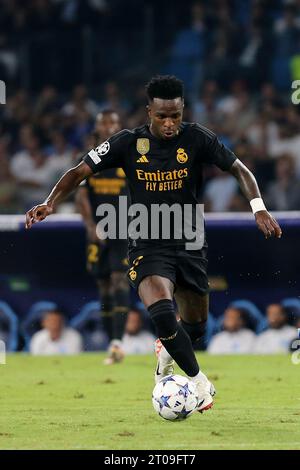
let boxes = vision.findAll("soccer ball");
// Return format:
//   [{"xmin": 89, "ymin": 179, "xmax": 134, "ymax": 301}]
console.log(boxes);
[{"xmin": 152, "ymin": 375, "xmax": 199, "ymax": 421}]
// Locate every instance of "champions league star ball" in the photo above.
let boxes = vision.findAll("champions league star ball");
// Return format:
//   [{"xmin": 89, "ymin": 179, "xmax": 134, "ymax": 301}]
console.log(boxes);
[{"xmin": 152, "ymin": 375, "xmax": 199, "ymax": 421}]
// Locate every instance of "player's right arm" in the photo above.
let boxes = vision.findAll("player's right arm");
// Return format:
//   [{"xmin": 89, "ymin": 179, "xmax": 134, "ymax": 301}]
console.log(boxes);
[
  {"xmin": 25, "ymin": 130, "xmax": 129, "ymax": 229},
  {"xmin": 75, "ymin": 185, "xmax": 98, "ymax": 242},
  {"xmin": 25, "ymin": 161, "xmax": 93, "ymax": 229}
]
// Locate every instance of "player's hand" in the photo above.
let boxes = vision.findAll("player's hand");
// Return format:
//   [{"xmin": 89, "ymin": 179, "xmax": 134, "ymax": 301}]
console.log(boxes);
[
  {"xmin": 255, "ymin": 210, "xmax": 282, "ymax": 239},
  {"xmin": 25, "ymin": 204, "xmax": 53, "ymax": 229}
]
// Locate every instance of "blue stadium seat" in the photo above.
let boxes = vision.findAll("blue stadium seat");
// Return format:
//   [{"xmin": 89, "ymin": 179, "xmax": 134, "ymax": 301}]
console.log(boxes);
[
  {"xmin": 203, "ymin": 313, "xmax": 218, "ymax": 348},
  {"xmin": 230, "ymin": 299, "xmax": 267, "ymax": 333},
  {"xmin": 21, "ymin": 301, "xmax": 58, "ymax": 351},
  {"xmin": 281, "ymin": 298, "xmax": 300, "ymax": 325},
  {"xmin": 70, "ymin": 301, "xmax": 108, "ymax": 352},
  {"xmin": 0, "ymin": 302, "xmax": 19, "ymax": 352}
]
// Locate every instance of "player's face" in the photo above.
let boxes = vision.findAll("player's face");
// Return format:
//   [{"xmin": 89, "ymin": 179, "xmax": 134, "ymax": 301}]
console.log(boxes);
[
  {"xmin": 95, "ymin": 113, "xmax": 121, "ymax": 141},
  {"xmin": 43, "ymin": 313, "xmax": 64, "ymax": 341},
  {"xmin": 148, "ymin": 98, "xmax": 184, "ymax": 140},
  {"xmin": 223, "ymin": 308, "xmax": 244, "ymax": 332},
  {"xmin": 266, "ymin": 305, "xmax": 286, "ymax": 329}
]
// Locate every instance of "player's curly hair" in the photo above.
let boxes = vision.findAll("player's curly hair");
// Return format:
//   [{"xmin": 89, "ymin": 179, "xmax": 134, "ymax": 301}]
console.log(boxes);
[{"xmin": 145, "ymin": 75, "xmax": 184, "ymax": 101}]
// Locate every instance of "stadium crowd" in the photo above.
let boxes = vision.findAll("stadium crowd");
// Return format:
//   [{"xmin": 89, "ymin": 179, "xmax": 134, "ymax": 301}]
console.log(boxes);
[
  {"xmin": 1, "ymin": 79, "xmax": 300, "ymax": 214},
  {"xmin": 1, "ymin": 0, "xmax": 300, "ymax": 214}
]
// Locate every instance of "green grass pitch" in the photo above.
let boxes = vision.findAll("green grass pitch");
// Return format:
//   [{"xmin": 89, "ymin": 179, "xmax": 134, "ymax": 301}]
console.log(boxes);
[{"xmin": 0, "ymin": 353, "xmax": 299, "ymax": 450}]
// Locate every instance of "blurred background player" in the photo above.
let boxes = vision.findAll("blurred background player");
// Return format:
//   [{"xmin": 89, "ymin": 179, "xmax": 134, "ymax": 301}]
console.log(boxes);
[
  {"xmin": 75, "ymin": 110, "xmax": 130, "ymax": 364},
  {"xmin": 30, "ymin": 309, "xmax": 82, "ymax": 355}
]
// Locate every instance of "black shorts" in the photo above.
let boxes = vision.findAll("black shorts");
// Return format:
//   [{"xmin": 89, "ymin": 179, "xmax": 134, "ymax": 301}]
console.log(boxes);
[
  {"xmin": 87, "ymin": 240, "xmax": 128, "ymax": 280},
  {"xmin": 127, "ymin": 244, "xmax": 209, "ymax": 296}
]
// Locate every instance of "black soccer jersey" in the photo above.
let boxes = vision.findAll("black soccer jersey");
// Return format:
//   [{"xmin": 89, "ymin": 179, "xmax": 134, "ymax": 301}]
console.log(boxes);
[
  {"xmin": 83, "ymin": 122, "xmax": 237, "ymax": 247},
  {"xmin": 81, "ymin": 167, "xmax": 128, "ymax": 224}
]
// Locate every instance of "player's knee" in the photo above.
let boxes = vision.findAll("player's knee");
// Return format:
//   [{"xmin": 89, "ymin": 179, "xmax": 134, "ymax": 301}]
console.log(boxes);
[
  {"xmin": 148, "ymin": 299, "xmax": 178, "ymax": 340},
  {"xmin": 139, "ymin": 275, "xmax": 173, "ymax": 308}
]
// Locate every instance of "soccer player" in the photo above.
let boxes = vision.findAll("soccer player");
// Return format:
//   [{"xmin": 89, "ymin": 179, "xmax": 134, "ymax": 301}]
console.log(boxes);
[
  {"xmin": 25, "ymin": 75, "xmax": 282, "ymax": 413},
  {"xmin": 76, "ymin": 110, "xmax": 129, "ymax": 364}
]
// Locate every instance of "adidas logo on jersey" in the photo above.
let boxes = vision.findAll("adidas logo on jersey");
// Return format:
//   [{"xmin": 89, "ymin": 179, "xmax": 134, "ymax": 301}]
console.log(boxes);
[{"xmin": 136, "ymin": 155, "xmax": 149, "ymax": 163}]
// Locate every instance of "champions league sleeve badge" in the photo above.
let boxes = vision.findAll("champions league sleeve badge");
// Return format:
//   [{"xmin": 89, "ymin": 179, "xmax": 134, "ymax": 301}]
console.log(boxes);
[{"xmin": 96, "ymin": 141, "xmax": 110, "ymax": 157}]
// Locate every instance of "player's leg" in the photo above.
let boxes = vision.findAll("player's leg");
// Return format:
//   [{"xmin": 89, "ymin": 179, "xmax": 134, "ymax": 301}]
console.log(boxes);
[
  {"xmin": 154, "ymin": 288, "xmax": 208, "ymax": 383},
  {"xmin": 86, "ymin": 241, "xmax": 115, "ymax": 343},
  {"xmin": 97, "ymin": 278, "xmax": 114, "ymax": 341},
  {"xmin": 128, "ymin": 249, "xmax": 212, "ymax": 411},
  {"xmin": 138, "ymin": 275, "xmax": 200, "ymax": 381},
  {"xmin": 103, "ymin": 271, "xmax": 130, "ymax": 365},
  {"xmin": 104, "ymin": 240, "xmax": 130, "ymax": 364},
  {"xmin": 174, "ymin": 286, "xmax": 215, "ymax": 409},
  {"xmin": 175, "ymin": 286, "xmax": 209, "ymax": 347},
  {"xmin": 110, "ymin": 270, "xmax": 130, "ymax": 341}
]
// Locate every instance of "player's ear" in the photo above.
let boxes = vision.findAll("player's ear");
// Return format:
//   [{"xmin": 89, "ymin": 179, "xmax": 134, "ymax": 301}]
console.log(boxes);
[{"xmin": 146, "ymin": 104, "xmax": 152, "ymax": 118}]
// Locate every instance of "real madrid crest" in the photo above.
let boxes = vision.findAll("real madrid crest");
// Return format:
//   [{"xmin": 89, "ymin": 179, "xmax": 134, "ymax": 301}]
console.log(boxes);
[
  {"xmin": 136, "ymin": 138, "xmax": 150, "ymax": 156},
  {"xmin": 176, "ymin": 148, "xmax": 188, "ymax": 164},
  {"xmin": 129, "ymin": 270, "xmax": 137, "ymax": 281}
]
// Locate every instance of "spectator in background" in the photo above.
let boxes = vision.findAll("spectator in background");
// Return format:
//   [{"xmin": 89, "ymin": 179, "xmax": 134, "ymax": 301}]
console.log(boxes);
[
  {"xmin": 30, "ymin": 309, "xmax": 82, "ymax": 355},
  {"xmin": 208, "ymin": 307, "xmax": 256, "ymax": 354},
  {"xmin": 121, "ymin": 309, "xmax": 155, "ymax": 355},
  {"xmin": 238, "ymin": 20, "xmax": 273, "ymax": 88},
  {"xmin": 9, "ymin": 127, "xmax": 62, "ymax": 210},
  {"xmin": 98, "ymin": 81, "xmax": 129, "ymax": 118},
  {"xmin": 203, "ymin": 168, "xmax": 238, "ymax": 212},
  {"xmin": 61, "ymin": 84, "xmax": 99, "ymax": 119},
  {"xmin": 0, "ymin": 137, "xmax": 18, "ymax": 213},
  {"xmin": 167, "ymin": 1, "xmax": 208, "ymax": 98},
  {"xmin": 254, "ymin": 304, "xmax": 297, "ymax": 354},
  {"xmin": 46, "ymin": 130, "xmax": 75, "ymax": 174},
  {"xmin": 192, "ymin": 80, "xmax": 221, "ymax": 128},
  {"xmin": 33, "ymin": 85, "xmax": 61, "ymax": 118},
  {"xmin": 264, "ymin": 154, "xmax": 300, "ymax": 211},
  {"xmin": 274, "ymin": 4, "xmax": 300, "ymax": 57},
  {"xmin": 269, "ymin": 112, "xmax": 300, "ymax": 176}
]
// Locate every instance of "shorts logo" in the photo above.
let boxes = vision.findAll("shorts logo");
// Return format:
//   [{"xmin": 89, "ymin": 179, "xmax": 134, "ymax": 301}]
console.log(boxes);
[
  {"xmin": 176, "ymin": 148, "xmax": 188, "ymax": 164},
  {"xmin": 128, "ymin": 255, "xmax": 143, "ymax": 282},
  {"xmin": 96, "ymin": 141, "xmax": 110, "ymax": 156},
  {"xmin": 129, "ymin": 270, "xmax": 137, "ymax": 281}
]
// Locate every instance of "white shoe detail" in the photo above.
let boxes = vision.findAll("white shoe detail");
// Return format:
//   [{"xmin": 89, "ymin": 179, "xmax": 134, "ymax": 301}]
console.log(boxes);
[{"xmin": 154, "ymin": 340, "xmax": 174, "ymax": 384}]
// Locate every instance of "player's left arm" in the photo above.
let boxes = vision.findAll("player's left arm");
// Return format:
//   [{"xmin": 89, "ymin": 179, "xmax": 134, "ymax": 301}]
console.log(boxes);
[{"xmin": 229, "ymin": 159, "xmax": 282, "ymax": 239}]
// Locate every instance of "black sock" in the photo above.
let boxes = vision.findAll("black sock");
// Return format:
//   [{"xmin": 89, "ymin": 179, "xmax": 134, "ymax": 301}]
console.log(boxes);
[
  {"xmin": 101, "ymin": 294, "xmax": 114, "ymax": 341},
  {"xmin": 179, "ymin": 318, "xmax": 206, "ymax": 345},
  {"xmin": 148, "ymin": 299, "xmax": 199, "ymax": 377},
  {"xmin": 112, "ymin": 289, "xmax": 130, "ymax": 340}
]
